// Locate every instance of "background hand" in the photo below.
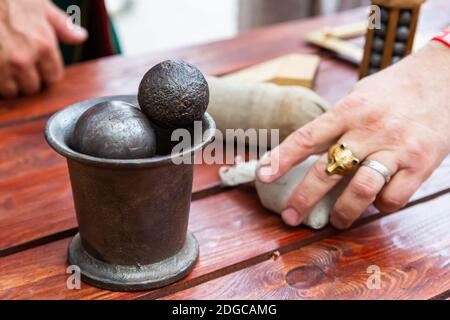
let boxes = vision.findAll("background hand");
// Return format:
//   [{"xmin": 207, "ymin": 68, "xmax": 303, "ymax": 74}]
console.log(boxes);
[{"xmin": 0, "ymin": 0, "xmax": 88, "ymax": 97}]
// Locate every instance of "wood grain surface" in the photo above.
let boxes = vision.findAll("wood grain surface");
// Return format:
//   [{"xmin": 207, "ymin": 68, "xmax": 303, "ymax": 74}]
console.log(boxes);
[
  {"xmin": 0, "ymin": 118, "xmax": 241, "ymax": 255},
  {"xmin": 0, "ymin": 157, "xmax": 449, "ymax": 300},
  {"xmin": 166, "ymin": 193, "xmax": 450, "ymax": 300},
  {"xmin": 0, "ymin": 188, "xmax": 316, "ymax": 300}
]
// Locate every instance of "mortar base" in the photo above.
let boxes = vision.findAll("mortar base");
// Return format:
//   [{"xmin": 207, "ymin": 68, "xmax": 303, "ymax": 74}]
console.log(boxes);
[{"xmin": 68, "ymin": 232, "xmax": 199, "ymax": 291}]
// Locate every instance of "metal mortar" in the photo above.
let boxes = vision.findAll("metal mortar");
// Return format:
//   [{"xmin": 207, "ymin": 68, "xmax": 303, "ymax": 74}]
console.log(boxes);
[{"xmin": 45, "ymin": 95, "xmax": 215, "ymax": 291}]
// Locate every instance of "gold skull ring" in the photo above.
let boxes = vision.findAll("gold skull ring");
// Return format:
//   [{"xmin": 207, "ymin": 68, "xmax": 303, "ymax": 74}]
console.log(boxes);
[{"xmin": 326, "ymin": 143, "xmax": 360, "ymax": 176}]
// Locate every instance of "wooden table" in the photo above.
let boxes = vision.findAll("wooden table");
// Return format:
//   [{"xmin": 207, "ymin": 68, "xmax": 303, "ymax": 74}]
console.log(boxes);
[{"xmin": 0, "ymin": 0, "xmax": 449, "ymax": 300}]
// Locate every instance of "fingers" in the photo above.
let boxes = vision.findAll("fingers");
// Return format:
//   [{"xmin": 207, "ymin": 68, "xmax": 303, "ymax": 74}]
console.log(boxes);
[
  {"xmin": 45, "ymin": 1, "xmax": 88, "ymax": 44},
  {"xmin": 38, "ymin": 54, "xmax": 64, "ymax": 84},
  {"xmin": 280, "ymin": 136, "xmax": 371, "ymax": 227},
  {"xmin": 12, "ymin": 62, "xmax": 41, "ymax": 95},
  {"xmin": 37, "ymin": 35, "xmax": 64, "ymax": 84},
  {"xmin": 330, "ymin": 166, "xmax": 383, "ymax": 229},
  {"xmin": 0, "ymin": 66, "xmax": 18, "ymax": 98},
  {"xmin": 257, "ymin": 110, "xmax": 346, "ymax": 183},
  {"xmin": 0, "ymin": 78, "xmax": 19, "ymax": 98},
  {"xmin": 374, "ymin": 170, "xmax": 424, "ymax": 213},
  {"xmin": 282, "ymin": 154, "xmax": 343, "ymax": 226},
  {"xmin": 331, "ymin": 152, "xmax": 398, "ymax": 229},
  {"xmin": 2, "ymin": 52, "xmax": 61, "ymax": 97},
  {"xmin": 3, "ymin": 29, "xmax": 63, "ymax": 97}
]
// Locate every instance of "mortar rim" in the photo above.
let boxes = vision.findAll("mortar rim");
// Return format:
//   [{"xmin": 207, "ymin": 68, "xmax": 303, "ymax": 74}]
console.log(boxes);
[{"xmin": 44, "ymin": 95, "xmax": 216, "ymax": 168}]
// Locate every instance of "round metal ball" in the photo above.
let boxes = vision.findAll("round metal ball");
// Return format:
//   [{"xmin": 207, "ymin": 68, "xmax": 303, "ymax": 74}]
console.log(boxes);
[
  {"xmin": 380, "ymin": 7, "xmax": 389, "ymax": 24},
  {"xmin": 375, "ymin": 23, "xmax": 387, "ymax": 38},
  {"xmin": 71, "ymin": 101, "xmax": 157, "ymax": 159},
  {"xmin": 368, "ymin": 68, "xmax": 379, "ymax": 76},
  {"xmin": 138, "ymin": 60, "xmax": 209, "ymax": 129},
  {"xmin": 372, "ymin": 37, "xmax": 385, "ymax": 53},
  {"xmin": 396, "ymin": 26, "xmax": 410, "ymax": 42},
  {"xmin": 398, "ymin": 10, "xmax": 412, "ymax": 26},
  {"xmin": 391, "ymin": 56, "xmax": 403, "ymax": 64},
  {"xmin": 370, "ymin": 53, "xmax": 382, "ymax": 68},
  {"xmin": 393, "ymin": 42, "xmax": 406, "ymax": 56}
]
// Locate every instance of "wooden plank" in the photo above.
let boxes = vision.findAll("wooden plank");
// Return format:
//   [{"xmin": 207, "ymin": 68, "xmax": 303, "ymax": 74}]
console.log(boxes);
[
  {"xmin": 0, "ymin": 119, "xmax": 235, "ymax": 255},
  {"xmin": 223, "ymin": 54, "xmax": 320, "ymax": 89},
  {"xmin": 373, "ymin": 0, "xmax": 426, "ymax": 9},
  {"xmin": 165, "ymin": 193, "xmax": 450, "ymax": 300},
  {"xmin": 0, "ymin": 120, "xmax": 75, "ymax": 254},
  {"xmin": 1, "ymin": 155, "xmax": 449, "ymax": 299},
  {"xmin": 306, "ymin": 30, "xmax": 363, "ymax": 64},
  {"xmin": 0, "ymin": 188, "xmax": 316, "ymax": 299},
  {"xmin": 323, "ymin": 22, "xmax": 367, "ymax": 39}
]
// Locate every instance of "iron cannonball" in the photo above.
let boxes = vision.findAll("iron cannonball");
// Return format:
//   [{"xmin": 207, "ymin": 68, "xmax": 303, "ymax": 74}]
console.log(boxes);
[
  {"xmin": 71, "ymin": 101, "xmax": 157, "ymax": 159},
  {"xmin": 138, "ymin": 60, "xmax": 209, "ymax": 129}
]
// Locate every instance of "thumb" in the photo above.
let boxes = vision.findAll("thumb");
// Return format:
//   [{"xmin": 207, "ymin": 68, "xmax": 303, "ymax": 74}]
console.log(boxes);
[{"xmin": 46, "ymin": 2, "xmax": 88, "ymax": 44}]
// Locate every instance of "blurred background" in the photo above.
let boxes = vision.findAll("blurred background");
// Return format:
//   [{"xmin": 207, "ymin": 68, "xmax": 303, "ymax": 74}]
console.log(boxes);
[{"xmin": 105, "ymin": 0, "xmax": 369, "ymax": 55}]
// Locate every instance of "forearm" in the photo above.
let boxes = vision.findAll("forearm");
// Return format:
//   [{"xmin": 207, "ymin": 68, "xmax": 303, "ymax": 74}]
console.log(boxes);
[
  {"xmin": 413, "ymin": 40, "xmax": 450, "ymax": 129},
  {"xmin": 415, "ymin": 40, "xmax": 450, "ymax": 78}
]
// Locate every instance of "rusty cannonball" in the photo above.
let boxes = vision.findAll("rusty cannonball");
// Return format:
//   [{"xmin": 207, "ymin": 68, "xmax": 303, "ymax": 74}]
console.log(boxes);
[
  {"xmin": 71, "ymin": 101, "xmax": 157, "ymax": 159},
  {"xmin": 138, "ymin": 60, "xmax": 209, "ymax": 129}
]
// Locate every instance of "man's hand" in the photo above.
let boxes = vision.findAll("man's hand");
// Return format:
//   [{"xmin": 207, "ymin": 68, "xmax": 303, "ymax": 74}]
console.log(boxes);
[
  {"xmin": 257, "ymin": 41, "xmax": 450, "ymax": 229},
  {"xmin": 0, "ymin": 0, "xmax": 88, "ymax": 97}
]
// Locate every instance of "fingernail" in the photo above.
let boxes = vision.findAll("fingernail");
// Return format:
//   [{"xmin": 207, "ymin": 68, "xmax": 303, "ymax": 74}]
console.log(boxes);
[
  {"xmin": 257, "ymin": 166, "xmax": 274, "ymax": 183},
  {"xmin": 257, "ymin": 152, "xmax": 274, "ymax": 183},
  {"xmin": 282, "ymin": 208, "xmax": 302, "ymax": 226},
  {"xmin": 259, "ymin": 152, "xmax": 271, "ymax": 166}
]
